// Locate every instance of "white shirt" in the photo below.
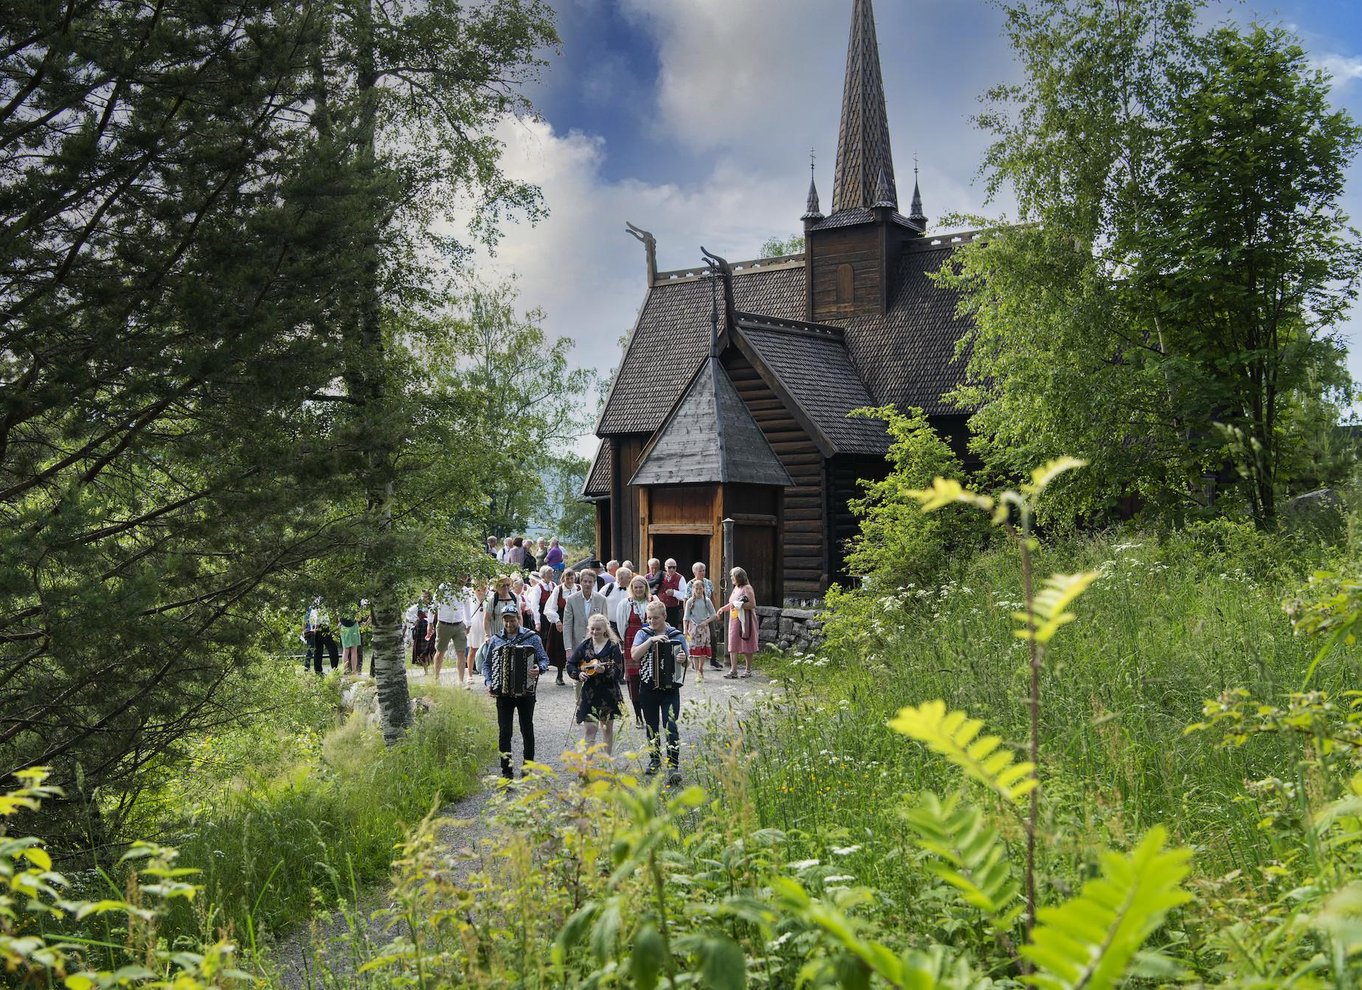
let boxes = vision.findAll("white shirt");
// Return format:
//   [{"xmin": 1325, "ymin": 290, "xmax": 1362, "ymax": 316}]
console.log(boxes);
[{"xmin": 433, "ymin": 588, "xmax": 467, "ymax": 624}]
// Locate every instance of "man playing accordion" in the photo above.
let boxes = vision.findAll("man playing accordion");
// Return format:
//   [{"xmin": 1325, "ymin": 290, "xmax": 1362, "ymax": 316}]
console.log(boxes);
[
  {"xmin": 484, "ymin": 603, "xmax": 550, "ymax": 779},
  {"xmin": 630, "ymin": 600, "xmax": 689, "ymax": 785}
]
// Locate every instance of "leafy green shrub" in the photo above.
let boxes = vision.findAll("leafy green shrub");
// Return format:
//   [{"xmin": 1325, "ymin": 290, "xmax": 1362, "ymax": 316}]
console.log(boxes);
[
  {"xmin": 164, "ymin": 685, "xmax": 494, "ymax": 944},
  {"xmin": 0, "ymin": 771, "xmax": 248, "ymax": 988},
  {"xmin": 843, "ymin": 406, "xmax": 990, "ymax": 592}
]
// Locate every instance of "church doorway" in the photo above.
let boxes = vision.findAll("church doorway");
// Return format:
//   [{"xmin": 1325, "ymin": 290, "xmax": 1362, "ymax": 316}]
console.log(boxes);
[{"xmin": 649, "ymin": 534, "xmax": 709, "ymax": 582}]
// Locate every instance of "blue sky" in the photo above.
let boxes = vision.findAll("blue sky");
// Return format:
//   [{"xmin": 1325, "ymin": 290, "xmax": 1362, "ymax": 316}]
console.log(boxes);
[{"xmin": 458, "ymin": 0, "xmax": 1362, "ymax": 452}]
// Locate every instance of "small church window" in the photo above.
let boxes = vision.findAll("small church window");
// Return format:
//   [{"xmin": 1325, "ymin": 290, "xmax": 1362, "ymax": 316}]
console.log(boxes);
[{"xmin": 836, "ymin": 263, "xmax": 854, "ymax": 304}]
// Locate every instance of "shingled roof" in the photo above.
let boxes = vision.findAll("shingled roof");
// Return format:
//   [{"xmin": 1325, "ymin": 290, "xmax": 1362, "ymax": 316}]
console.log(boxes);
[
  {"xmin": 596, "ymin": 236, "xmax": 976, "ymax": 442},
  {"xmin": 838, "ymin": 237, "xmax": 976, "ymax": 418},
  {"xmin": 583, "ymin": 440, "xmax": 611, "ymax": 499},
  {"xmin": 733, "ymin": 317, "xmax": 888, "ymax": 456},
  {"xmin": 596, "ymin": 261, "xmax": 804, "ymax": 437},
  {"xmin": 629, "ymin": 358, "xmax": 793, "ymax": 488}
]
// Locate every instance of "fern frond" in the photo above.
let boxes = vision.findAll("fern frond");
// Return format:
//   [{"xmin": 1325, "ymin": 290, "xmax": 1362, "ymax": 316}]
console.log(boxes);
[
  {"xmin": 903, "ymin": 791, "xmax": 1022, "ymax": 924},
  {"xmin": 1022, "ymin": 457, "xmax": 1087, "ymax": 497},
  {"xmin": 1012, "ymin": 571, "xmax": 1100, "ymax": 645},
  {"xmin": 889, "ymin": 701, "xmax": 1037, "ymax": 803},
  {"xmin": 1022, "ymin": 826, "xmax": 1192, "ymax": 990}
]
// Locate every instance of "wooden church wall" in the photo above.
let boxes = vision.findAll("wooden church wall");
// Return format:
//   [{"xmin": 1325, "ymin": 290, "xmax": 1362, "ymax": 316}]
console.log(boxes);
[
  {"xmin": 610, "ymin": 434, "xmax": 649, "ymax": 565},
  {"xmin": 721, "ymin": 351, "xmax": 825, "ymax": 598},
  {"xmin": 826, "ymin": 455, "xmax": 890, "ymax": 587},
  {"xmin": 810, "ymin": 225, "xmax": 882, "ymax": 321}
]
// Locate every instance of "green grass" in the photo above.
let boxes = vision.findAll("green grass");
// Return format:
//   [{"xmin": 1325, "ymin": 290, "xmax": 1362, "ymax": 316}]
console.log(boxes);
[
  {"xmin": 693, "ymin": 526, "xmax": 1347, "ymax": 934},
  {"xmin": 163, "ymin": 681, "xmax": 495, "ymax": 944}
]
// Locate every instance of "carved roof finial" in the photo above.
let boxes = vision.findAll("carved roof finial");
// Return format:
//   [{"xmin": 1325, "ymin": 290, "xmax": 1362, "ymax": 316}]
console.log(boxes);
[
  {"xmin": 802, "ymin": 148, "xmax": 823, "ymax": 220},
  {"xmin": 625, "ymin": 221, "xmax": 658, "ymax": 284},
  {"xmin": 831, "ymin": 0, "xmax": 897, "ymax": 213}
]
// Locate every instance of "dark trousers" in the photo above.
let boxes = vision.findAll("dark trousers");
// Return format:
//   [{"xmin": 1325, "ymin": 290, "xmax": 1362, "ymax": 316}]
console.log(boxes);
[
  {"xmin": 625, "ymin": 673, "xmax": 642, "ymax": 723},
  {"xmin": 639, "ymin": 685, "xmax": 680, "ymax": 769},
  {"xmin": 495, "ymin": 694, "xmax": 536, "ymax": 778},
  {"xmin": 307, "ymin": 631, "xmax": 338, "ymax": 673},
  {"xmin": 665, "ymin": 605, "xmax": 683, "ymax": 629}
]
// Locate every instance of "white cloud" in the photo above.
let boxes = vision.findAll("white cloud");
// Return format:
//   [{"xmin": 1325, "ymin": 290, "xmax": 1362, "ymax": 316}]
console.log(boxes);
[{"xmin": 1314, "ymin": 52, "xmax": 1362, "ymax": 90}]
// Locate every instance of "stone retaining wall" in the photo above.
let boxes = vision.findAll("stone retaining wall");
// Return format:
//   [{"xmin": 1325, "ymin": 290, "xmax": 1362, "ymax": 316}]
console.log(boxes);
[{"xmin": 755, "ymin": 605, "xmax": 824, "ymax": 653}]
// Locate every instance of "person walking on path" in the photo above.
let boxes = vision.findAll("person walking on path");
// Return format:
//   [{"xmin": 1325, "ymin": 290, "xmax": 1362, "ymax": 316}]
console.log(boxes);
[
  {"xmin": 631, "ymin": 600, "xmax": 689, "ymax": 784},
  {"xmin": 431, "ymin": 582, "xmax": 470, "ymax": 684},
  {"xmin": 683, "ymin": 580, "xmax": 717, "ymax": 684},
  {"xmin": 304, "ymin": 600, "xmax": 339, "ymax": 675},
  {"xmin": 463, "ymin": 578, "xmax": 486, "ymax": 688},
  {"xmin": 483, "ymin": 575, "xmax": 517, "ymax": 639},
  {"xmin": 715, "ymin": 567, "xmax": 758, "ymax": 678},
  {"xmin": 561, "ymin": 568, "xmax": 608, "ymax": 655},
  {"xmin": 614, "ymin": 574, "xmax": 657, "ymax": 728},
  {"xmin": 658, "ymin": 558, "xmax": 685, "ymax": 629},
  {"xmin": 545, "ymin": 537, "xmax": 565, "ymax": 576},
  {"xmin": 339, "ymin": 604, "xmax": 365, "ymax": 675},
  {"xmin": 531, "ymin": 565, "xmax": 567, "ymax": 685},
  {"xmin": 567, "ymin": 614, "xmax": 626, "ymax": 756},
  {"xmin": 602, "ymin": 565, "xmax": 633, "ymax": 638},
  {"xmin": 485, "ymin": 603, "xmax": 550, "ymax": 779}
]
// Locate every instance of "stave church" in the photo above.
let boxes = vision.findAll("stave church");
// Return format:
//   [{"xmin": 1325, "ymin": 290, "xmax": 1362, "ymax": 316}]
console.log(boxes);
[{"xmin": 585, "ymin": 0, "xmax": 979, "ymax": 605}]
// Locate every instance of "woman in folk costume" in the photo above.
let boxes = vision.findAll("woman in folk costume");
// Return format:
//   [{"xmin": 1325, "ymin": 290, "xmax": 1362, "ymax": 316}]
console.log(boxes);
[
  {"xmin": 532, "ymin": 565, "xmax": 568, "ymax": 685},
  {"xmin": 613, "ymin": 574, "xmax": 657, "ymax": 728},
  {"xmin": 714, "ymin": 566, "xmax": 758, "ymax": 678},
  {"xmin": 566, "ymin": 613, "xmax": 626, "ymax": 755},
  {"xmin": 483, "ymin": 575, "xmax": 517, "ymax": 639}
]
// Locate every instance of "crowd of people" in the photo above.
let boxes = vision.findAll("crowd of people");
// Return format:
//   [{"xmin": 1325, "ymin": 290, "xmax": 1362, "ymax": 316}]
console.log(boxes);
[{"xmin": 301, "ymin": 543, "xmax": 763, "ymax": 786}]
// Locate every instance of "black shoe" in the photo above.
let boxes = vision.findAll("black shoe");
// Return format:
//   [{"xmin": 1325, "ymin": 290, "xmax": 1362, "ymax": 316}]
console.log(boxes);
[
  {"xmin": 709, "ymin": 660, "xmax": 722, "ymax": 669},
  {"xmin": 666, "ymin": 770, "xmax": 682, "ymax": 787},
  {"xmin": 556, "ymin": 677, "xmax": 565, "ymax": 686},
  {"xmin": 645, "ymin": 761, "xmax": 660, "ymax": 776}
]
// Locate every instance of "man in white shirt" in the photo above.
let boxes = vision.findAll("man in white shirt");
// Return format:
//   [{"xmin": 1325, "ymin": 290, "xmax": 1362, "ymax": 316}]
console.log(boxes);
[
  {"xmin": 601, "ymin": 566, "xmax": 634, "ymax": 637},
  {"xmin": 561, "ymin": 569, "xmax": 609, "ymax": 655},
  {"xmin": 431, "ymin": 583, "xmax": 469, "ymax": 683}
]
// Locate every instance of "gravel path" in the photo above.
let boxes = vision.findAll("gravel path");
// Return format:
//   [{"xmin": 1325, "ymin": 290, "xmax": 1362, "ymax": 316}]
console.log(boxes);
[{"xmin": 273, "ymin": 661, "xmax": 771, "ymax": 988}]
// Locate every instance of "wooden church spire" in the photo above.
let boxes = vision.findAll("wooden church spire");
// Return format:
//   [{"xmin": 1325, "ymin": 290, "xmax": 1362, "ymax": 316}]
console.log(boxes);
[{"xmin": 831, "ymin": 0, "xmax": 896, "ymax": 214}]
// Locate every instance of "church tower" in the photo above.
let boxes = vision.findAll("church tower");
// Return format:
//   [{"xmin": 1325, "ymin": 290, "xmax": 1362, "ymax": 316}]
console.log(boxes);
[{"xmin": 805, "ymin": 0, "xmax": 923, "ymax": 323}]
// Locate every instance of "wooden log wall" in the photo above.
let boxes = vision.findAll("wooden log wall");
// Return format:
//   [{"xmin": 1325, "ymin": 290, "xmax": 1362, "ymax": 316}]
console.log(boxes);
[
  {"xmin": 826, "ymin": 455, "xmax": 889, "ymax": 587},
  {"xmin": 609, "ymin": 434, "xmax": 648, "ymax": 565},
  {"xmin": 721, "ymin": 351, "xmax": 825, "ymax": 598}
]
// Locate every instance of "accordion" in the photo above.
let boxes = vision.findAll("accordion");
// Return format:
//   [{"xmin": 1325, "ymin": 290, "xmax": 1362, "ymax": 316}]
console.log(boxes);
[
  {"xmin": 641, "ymin": 637, "xmax": 683, "ymax": 689},
  {"xmin": 490, "ymin": 643, "xmax": 536, "ymax": 696}
]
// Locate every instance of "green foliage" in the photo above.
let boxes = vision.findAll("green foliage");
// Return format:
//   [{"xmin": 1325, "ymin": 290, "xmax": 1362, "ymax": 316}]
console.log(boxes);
[
  {"xmin": 0, "ymin": 771, "xmax": 248, "ymax": 988},
  {"xmin": 843, "ymin": 406, "xmax": 986, "ymax": 590},
  {"xmin": 760, "ymin": 233, "xmax": 806, "ymax": 258},
  {"xmin": 1021, "ymin": 826, "xmax": 1191, "ymax": 989},
  {"xmin": 902, "ymin": 791, "xmax": 1023, "ymax": 926},
  {"xmin": 162, "ymin": 683, "xmax": 494, "ymax": 943},
  {"xmin": 890, "ymin": 702, "xmax": 1037, "ymax": 803},
  {"xmin": 944, "ymin": 0, "xmax": 1360, "ymax": 526},
  {"xmin": 0, "ymin": 0, "xmax": 563, "ymax": 845}
]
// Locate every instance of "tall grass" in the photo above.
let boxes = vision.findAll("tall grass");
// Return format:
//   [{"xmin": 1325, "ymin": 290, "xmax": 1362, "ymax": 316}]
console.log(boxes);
[
  {"xmin": 164, "ymin": 683, "xmax": 495, "ymax": 944},
  {"xmin": 694, "ymin": 526, "xmax": 1345, "ymax": 930}
]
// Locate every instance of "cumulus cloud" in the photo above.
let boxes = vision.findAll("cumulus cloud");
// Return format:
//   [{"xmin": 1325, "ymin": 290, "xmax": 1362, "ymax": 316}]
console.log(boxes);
[{"xmin": 1314, "ymin": 52, "xmax": 1362, "ymax": 89}]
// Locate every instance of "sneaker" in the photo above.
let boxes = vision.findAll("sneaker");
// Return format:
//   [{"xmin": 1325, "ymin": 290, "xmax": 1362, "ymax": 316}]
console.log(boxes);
[
  {"xmin": 709, "ymin": 660, "xmax": 722, "ymax": 669},
  {"xmin": 666, "ymin": 770, "xmax": 682, "ymax": 787},
  {"xmin": 645, "ymin": 761, "xmax": 661, "ymax": 776}
]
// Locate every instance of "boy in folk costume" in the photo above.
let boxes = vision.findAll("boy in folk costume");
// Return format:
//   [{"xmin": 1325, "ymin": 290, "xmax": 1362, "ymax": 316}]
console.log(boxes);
[{"xmin": 631, "ymin": 601, "xmax": 689, "ymax": 785}]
